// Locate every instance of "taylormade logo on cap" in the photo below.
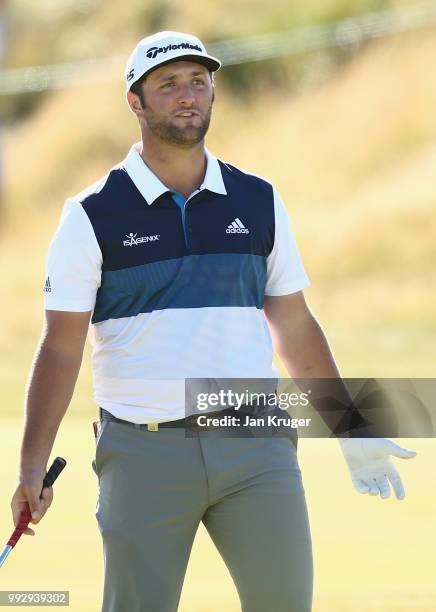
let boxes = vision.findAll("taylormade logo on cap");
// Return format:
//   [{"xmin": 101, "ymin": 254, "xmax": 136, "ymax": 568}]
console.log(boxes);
[
  {"xmin": 146, "ymin": 42, "xmax": 202, "ymax": 60},
  {"xmin": 125, "ymin": 31, "xmax": 221, "ymax": 92}
]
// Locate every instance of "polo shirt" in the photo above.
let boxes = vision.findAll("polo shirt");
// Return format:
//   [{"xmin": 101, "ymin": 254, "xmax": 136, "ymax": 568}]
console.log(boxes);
[{"xmin": 44, "ymin": 143, "xmax": 310, "ymax": 423}]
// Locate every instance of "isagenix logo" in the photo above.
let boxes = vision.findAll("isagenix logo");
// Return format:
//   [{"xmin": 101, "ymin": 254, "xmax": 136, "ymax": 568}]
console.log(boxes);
[{"xmin": 123, "ymin": 233, "xmax": 160, "ymax": 247}]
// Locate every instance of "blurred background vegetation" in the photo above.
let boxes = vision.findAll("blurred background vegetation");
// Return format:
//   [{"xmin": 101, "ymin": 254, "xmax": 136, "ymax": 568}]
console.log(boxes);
[{"xmin": 0, "ymin": 1, "xmax": 435, "ymax": 610}]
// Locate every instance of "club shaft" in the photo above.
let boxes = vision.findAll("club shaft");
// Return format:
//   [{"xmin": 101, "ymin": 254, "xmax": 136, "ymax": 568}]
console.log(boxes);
[{"xmin": 0, "ymin": 545, "xmax": 12, "ymax": 568}]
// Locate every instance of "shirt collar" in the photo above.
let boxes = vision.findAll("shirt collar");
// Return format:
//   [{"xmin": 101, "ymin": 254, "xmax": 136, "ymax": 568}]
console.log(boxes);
[{"xmin": 123, "ymin": 142, "xmax": 227, "ymax": 205}]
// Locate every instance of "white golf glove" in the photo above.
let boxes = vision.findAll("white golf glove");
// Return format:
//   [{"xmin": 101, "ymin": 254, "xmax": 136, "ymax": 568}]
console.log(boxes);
[{"xmin": 339, "ymin": 438, "xmax": 417, "ymax": 500}]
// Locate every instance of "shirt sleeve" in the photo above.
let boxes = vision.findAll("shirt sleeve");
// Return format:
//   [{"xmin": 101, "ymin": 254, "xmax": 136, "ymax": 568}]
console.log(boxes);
[
  {"xmin": 43, "ymin": 198, "xmax": 102, "ymax": 311},
  {"xmin": 265, "ymin": 186, "xmax": 310, "ymax": 296}
]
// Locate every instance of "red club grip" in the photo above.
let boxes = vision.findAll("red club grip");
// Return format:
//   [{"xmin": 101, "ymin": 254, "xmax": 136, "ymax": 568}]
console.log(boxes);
[
  {"xmin": 7, "ymin": 457, "xmax": 67, "ymax": 548},
  {"xmin": 7, "ymin": 506, "xmax": 31, "ymax": 547}
]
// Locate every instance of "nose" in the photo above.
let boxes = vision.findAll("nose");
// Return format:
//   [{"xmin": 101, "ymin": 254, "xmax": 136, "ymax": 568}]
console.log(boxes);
[{"xmin": 177, "ymin": 83, "xmax": 195, "ymax": 106}]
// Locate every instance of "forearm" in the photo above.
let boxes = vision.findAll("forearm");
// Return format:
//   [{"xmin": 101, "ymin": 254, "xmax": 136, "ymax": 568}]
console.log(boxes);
[
  {"xmin": 274, "ymin": 313, "xmax": 340, "ymax": 378},
  {"xmin": 20, "ymin": 339, "xmax": 83, "ymax": 479},
  {"xmin": 265, "ymin": 293, "xmax": 370, "ymax": 434},
  {"xmin": 274, "ymin": 314, "xmax": 366, "ymax": 434}
]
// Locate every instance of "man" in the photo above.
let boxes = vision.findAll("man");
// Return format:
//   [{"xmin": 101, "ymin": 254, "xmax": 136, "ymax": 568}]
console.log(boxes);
[{"xmin": 11, "ymin": 31, "xmax": 416, "ymax": 612}]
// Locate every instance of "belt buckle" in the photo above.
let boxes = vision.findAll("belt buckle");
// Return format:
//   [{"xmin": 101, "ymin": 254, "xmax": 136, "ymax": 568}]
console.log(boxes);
[{"xmin": 147, "ymin": 423, "xmax": 159, "ymax": 432}]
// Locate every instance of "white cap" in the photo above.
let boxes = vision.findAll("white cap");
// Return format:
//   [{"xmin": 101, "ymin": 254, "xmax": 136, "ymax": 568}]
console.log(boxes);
[{"xmin": 125, "ymin": 31, "xmax": 221, "ymax": 92}]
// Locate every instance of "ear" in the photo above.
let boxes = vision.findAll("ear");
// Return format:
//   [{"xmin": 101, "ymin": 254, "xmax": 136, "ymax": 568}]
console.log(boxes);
[{"xmin": 126, "ymin": 90, "xmax": 143, "ymax": 116}]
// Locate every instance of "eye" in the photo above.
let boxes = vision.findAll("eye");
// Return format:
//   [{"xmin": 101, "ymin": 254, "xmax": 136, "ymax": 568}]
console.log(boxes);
[
  {"xmin": 160, "ymin": 82, "xmax": 175, "ymax": 89},
  {"xmin": 193, "ymin": 78, "xmax": 205, "ymax": 86}
]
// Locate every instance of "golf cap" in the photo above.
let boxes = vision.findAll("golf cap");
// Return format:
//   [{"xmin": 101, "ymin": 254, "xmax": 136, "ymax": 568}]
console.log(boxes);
[{"xmin": 125, "ymin": 31, "xmax": 221, "ymax": 92}]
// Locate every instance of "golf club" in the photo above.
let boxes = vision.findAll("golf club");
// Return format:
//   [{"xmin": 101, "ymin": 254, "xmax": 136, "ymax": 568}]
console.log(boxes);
[{"xmin": 0, "ymin": 457, "xmax": 67, "ymax": 568}]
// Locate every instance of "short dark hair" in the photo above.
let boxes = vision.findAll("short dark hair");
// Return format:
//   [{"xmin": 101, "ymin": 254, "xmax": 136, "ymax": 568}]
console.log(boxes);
[{"xmin": 130, "ymin": 76, "xmax": 147, "ymax": 108}]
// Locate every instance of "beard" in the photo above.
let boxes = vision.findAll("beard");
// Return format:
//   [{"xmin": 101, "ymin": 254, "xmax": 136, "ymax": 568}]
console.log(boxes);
[{"xmin": 143, "ymin": 99, "xmax": 213, "ymax": 146}]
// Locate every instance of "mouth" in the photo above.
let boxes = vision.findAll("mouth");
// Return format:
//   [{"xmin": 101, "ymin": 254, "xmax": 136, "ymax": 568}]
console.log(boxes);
[{"xmin": 174, "ymin": 111, "xmax": 200, "ymax": 118}]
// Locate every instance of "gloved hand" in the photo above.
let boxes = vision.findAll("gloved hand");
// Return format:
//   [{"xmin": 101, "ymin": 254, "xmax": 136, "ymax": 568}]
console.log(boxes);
[{"xmin": 339, "ymin": 438, "xmax": 417, "ymax": 500}]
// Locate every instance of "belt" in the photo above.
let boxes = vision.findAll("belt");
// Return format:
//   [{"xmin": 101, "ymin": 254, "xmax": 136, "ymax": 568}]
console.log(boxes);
[{"xmin": 99, "ymin": 407, "xmax": 243, "ymax": 432}]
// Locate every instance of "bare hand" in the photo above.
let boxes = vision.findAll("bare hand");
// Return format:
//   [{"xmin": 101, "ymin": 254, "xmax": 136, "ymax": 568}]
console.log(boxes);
[{"xmin": 11, "ymin": 480, "xmax": 53, "ymax": 536}]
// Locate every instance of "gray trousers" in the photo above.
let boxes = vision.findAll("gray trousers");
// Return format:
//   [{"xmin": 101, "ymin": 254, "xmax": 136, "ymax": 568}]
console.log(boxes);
[{"xmin": 92, "ymin": 419, "xmax": 313, "ymax": 612}]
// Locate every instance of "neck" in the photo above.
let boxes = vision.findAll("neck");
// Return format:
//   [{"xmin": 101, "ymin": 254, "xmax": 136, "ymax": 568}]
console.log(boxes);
[{"xmin": 139, "ymin": 133, "xmax": 207, "ymax": 199}]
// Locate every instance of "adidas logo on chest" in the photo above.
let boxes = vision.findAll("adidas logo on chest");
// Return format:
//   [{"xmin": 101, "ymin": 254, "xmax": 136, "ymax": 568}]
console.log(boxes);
[{"xmin": 226, "ymin": 218, "xmax": 249, "ymax": 234}]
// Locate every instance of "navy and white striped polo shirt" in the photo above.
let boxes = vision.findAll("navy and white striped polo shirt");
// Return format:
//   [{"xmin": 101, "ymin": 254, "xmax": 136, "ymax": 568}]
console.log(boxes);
[{"xmin": 44, "ymin": 143, "xmax": 309, "ymax": 423}]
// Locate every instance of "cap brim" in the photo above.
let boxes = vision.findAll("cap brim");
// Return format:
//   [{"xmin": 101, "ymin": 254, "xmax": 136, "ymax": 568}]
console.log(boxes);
[{"xmin": 129, "ymin": 54, "xmax": 221, "ymax": 90}]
